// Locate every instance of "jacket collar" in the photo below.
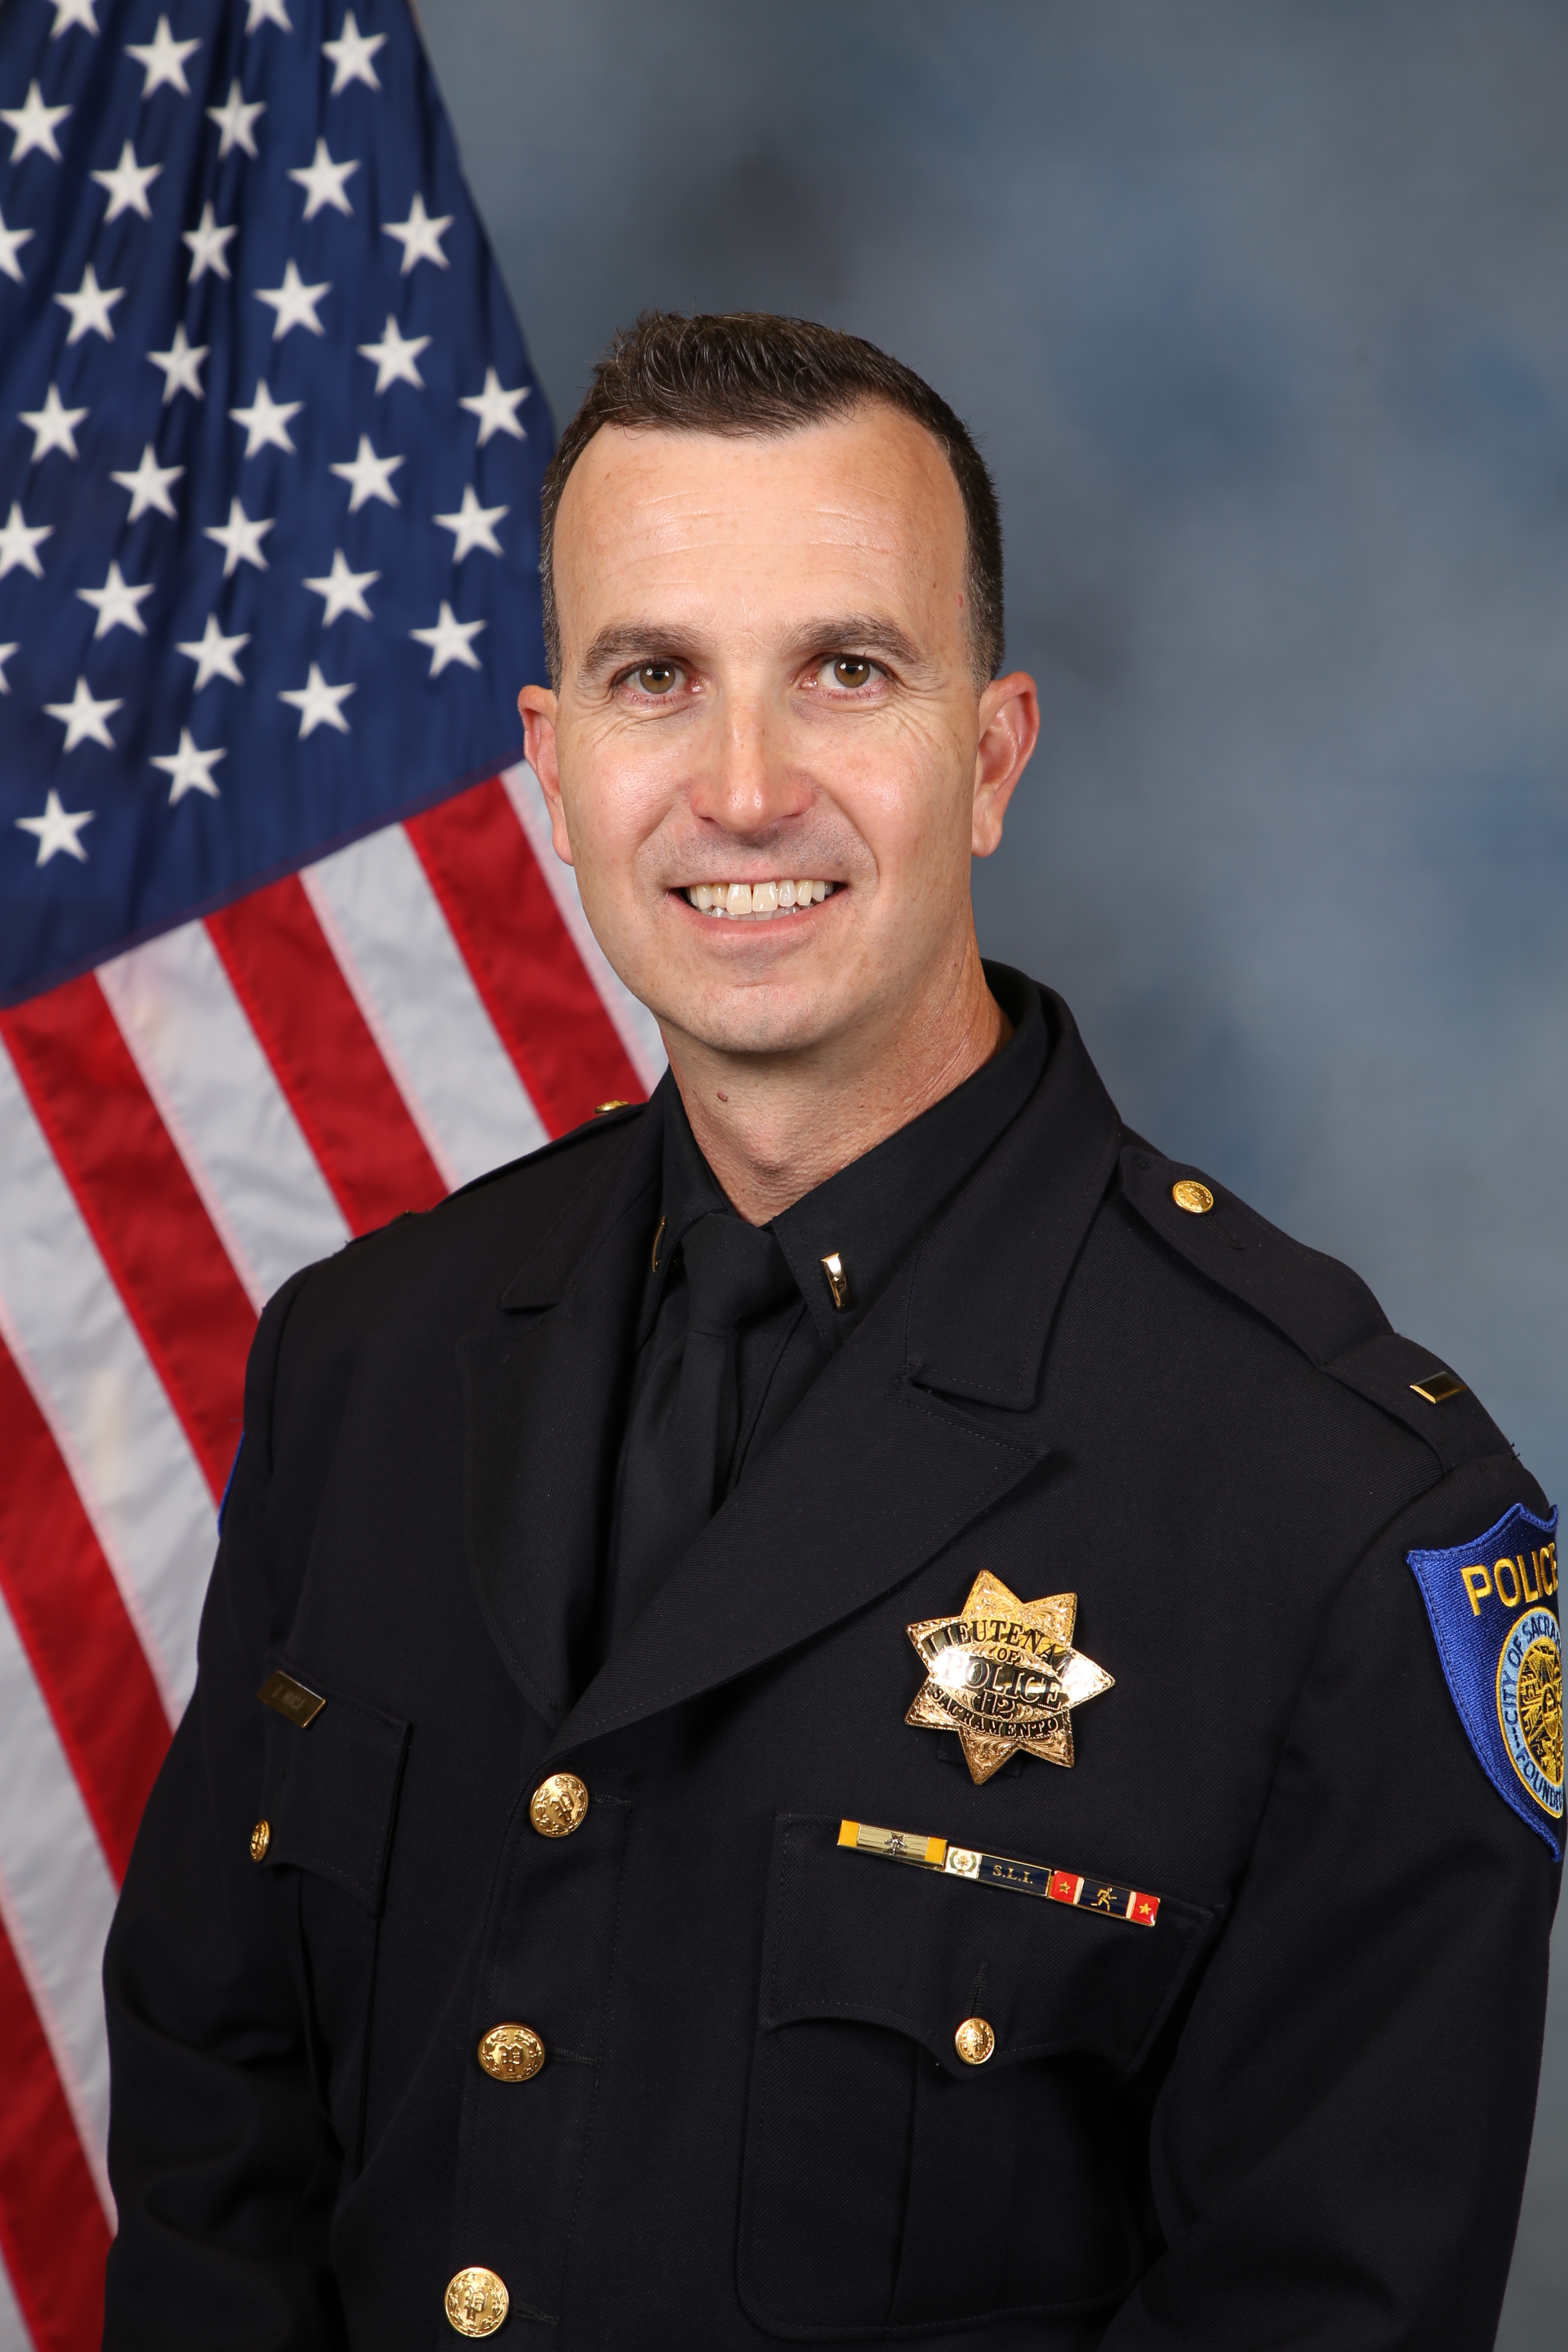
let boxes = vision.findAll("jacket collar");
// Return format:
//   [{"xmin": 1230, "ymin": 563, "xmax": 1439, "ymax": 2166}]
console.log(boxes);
[{"xmin": 460, "ymin": 991, "xmax": 1124, "ymax": 1746}]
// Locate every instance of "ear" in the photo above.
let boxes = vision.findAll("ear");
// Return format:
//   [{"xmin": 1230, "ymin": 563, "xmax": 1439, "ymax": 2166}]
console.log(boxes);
[
  {"xmin": 970, "ymin": 671, "xmax": 1039, "ymax": 857},
  {"xmin": 518, "ymin": 684, "xmax": 573, "ymax": 865}
]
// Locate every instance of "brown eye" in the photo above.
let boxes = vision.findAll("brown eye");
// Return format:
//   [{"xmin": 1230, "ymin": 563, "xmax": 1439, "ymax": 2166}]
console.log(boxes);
[
  {"xmin": 634, "ymin": 663, "xmax": 678, "ymax": 696},
  {"xmin": 831, "ymin": 657, "xmax": 873, "ymax": 690}
]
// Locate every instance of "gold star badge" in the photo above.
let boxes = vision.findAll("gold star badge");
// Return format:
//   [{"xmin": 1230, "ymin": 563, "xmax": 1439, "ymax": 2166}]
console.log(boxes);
[{"xmin": 906, "ymin": 1571, "xmax": 1115, "ymax": 1785}]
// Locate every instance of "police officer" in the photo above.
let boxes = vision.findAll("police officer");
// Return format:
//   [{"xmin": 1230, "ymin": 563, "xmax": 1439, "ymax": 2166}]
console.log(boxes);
[{"xmin": 103, "ymin": 313, "xmax": 1560, "ymax": 2349}]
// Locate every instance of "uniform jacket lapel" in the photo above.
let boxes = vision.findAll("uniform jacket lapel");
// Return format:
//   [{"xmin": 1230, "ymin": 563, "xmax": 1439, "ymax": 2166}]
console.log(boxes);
[
  {"xmin": 457, "ymin": 1103, "xmax": 663, "ymax": 1731},
  {"xmin": 548, "ymin": 995, "xmax": 1124, "ymax": 1760}
]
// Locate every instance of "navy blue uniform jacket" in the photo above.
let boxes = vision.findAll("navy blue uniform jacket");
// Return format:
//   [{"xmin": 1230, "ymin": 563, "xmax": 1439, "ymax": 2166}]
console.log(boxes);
[{"xmin": 102, "ymin": 992, "xmax": 1559, "ymax": 2348}]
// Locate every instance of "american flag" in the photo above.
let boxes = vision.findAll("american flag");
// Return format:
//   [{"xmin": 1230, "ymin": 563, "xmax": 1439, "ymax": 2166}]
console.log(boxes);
[{"xmin": 0, "ymin": 3, "xmax": 661, "ymax": 2343}]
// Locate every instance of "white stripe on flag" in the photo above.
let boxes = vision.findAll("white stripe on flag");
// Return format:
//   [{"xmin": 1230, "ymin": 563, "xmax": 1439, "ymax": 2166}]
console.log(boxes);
[
  {"xmin": 0, "ymin": 2230, "xmax": 31, "ymax": 2352},
  {"xmin": 0, "ymin": 1039, "xmax": 213, "ymax": 1716},
  {"xmin": 302, "ymin": 823, "xmax": 551, "ymax": 1188},
  {"xmin": 0, "ymin": 1585, "xmax": 116, "ymax": 2221},
  {"xmin": 99, "ymin": 921, "xmax": 351, "ymax": 1311},
  {"xmin": 499, "ymin": 761, "xmax": 668, "ymax": 1092}
]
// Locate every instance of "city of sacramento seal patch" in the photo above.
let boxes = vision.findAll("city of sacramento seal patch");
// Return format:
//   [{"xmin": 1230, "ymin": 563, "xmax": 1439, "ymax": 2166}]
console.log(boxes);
[{"xmin": 1407, "ymin": 1503, "xmax": 1562, "ymax": 1859}]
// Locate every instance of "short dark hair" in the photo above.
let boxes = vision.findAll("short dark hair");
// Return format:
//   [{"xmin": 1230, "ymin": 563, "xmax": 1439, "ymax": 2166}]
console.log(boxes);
[{"xmin": 538, "ymin": 310, "xmax": 1004, "ymax": 687}]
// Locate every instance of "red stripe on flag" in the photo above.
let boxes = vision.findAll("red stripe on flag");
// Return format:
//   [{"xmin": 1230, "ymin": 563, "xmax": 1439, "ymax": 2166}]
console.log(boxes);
[
  {"xmin": 1, "ymin": 979, "xmax": 255, "ymax": 1502},
  {"xmin": 0, "ymin": 1914, "xmax": 110, "ymax": 2352},
  {"xmin": 0, "ymin": 1337, "xmax": 170, "ymax": 1883},
  {"xmin": 406, "ymin": 779, "xmax": 644, "ymax": 1135},
  {"xmin": 208, "ymin": 876, "xmax": 447, "ymax": 1233}
]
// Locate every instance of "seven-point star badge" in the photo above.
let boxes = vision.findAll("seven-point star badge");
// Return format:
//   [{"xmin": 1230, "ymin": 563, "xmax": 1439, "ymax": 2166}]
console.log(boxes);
[{"xmin": 906, "ymin": 1571, "xmax": 1115, "ymax": 1784}]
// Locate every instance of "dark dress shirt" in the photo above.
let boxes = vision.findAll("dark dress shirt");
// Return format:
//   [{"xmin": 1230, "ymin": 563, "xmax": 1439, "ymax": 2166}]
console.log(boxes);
[{"xmin": 602, "ymin": 964, "xmax": 1048, "ymax": 1651}]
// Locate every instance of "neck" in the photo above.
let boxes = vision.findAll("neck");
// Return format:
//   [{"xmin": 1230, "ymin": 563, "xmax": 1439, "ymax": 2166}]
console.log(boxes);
[{"xmin": 662, "ymin": 936, "xmax": 1012, "ymax": 1224}]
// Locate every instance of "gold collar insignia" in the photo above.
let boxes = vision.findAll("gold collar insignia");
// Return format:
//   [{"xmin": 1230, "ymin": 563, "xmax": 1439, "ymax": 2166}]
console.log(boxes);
[{"xmin": 906, "ymin": 1570, "xmax": 1114, "ymax": 1784}]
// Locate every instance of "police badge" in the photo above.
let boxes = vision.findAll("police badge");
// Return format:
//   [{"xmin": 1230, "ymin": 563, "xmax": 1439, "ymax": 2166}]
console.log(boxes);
[
  {"xmin": 905, "ymin": 1570, "xmax": 1114, "ymax": 1783},
  {"xmin": 1408, "ymin": 1503, "xmax": 1562, "ymax": 1859}
]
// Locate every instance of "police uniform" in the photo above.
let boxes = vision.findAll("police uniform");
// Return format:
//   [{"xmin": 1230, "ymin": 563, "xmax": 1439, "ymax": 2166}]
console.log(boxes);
[{"xmin": 103, "ymin": 981, "xmax": 1560, "ymax": 2349}]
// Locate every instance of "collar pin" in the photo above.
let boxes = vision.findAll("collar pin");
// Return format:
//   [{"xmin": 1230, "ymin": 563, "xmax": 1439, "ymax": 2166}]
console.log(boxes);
[{"xmin": 821, "ymin": 1251, "xmax": 850, "ymax": 1311}]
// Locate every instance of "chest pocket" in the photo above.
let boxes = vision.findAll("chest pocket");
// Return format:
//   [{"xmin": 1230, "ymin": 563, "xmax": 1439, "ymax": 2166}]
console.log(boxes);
[
  {"xmin": 738, "ymin": 1814, "xmax": 1217, "ymax": 2340},
  {"xmin": 257, "ymin": 1664, "xmax": 410, "ymax": 2164}
]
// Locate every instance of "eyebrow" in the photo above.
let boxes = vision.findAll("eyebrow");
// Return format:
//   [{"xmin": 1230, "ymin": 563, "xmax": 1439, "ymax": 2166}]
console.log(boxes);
[{"xmin": 577, "ymin": 613, "xmax": 928, "ymax": 680}]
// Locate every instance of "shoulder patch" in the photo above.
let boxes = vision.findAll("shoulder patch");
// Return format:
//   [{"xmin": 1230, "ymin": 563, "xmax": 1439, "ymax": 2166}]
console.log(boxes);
[{"xmin": 1408, "ymin": 1504, "xmax": 1562, "ymax": 1857}]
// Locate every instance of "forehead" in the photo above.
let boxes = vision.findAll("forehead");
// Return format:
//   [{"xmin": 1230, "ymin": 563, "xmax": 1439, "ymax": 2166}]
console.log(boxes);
[{"xmin": 552, "ymin": 406, "xmax": 966, "ymax": 627}]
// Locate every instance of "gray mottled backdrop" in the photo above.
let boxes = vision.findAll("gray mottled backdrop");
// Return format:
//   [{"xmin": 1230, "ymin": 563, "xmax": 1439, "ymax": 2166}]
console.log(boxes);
[{"xmin": 415, "ymin": 1, "xmax": 1563, "ymax": 2329}]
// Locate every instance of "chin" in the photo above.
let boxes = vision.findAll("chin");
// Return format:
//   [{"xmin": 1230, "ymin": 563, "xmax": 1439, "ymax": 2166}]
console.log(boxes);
[{"xmin": 658, "ymin": 976, "xmax": 842, "ymax": 1061}]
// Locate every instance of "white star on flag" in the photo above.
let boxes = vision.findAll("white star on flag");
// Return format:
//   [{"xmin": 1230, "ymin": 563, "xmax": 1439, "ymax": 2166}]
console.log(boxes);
[
  {"xmin": 411, "ymin": 602, "xmax": 485, "ymax": 676},
  {"xmin": 358, "ymin": 314, "xmax": 429, "ymax": 392},
  {"xmin": 19, "ymin": 385, "xmax": 88, "ymax": 462},
  {"xmin": 50, "ymin": 0, "xmax": 101, "ymax": 35},
  {"xmin": 44, "ymin": 674, "xmax": 123, "ymax": 750},
  {"xmin": 331, "ymin": 435, "xmax": 403, "ymax": 511},
  {"xmin": 383, "ymin": 193, "xmax": 453, "ymax": 273},
  {"xmin": 183, "ymin": 201, "xmax": 237, "ymax": 284},
  {"xmin": 0, "ymin": 206, "xmax": 35, "ymax": 282},
  {"xmin": 15, "ymin": 789, "xmax": 94, "ymax": 865},
  {"xmin": 55, "ymin": 263, "xmax": 124, "ymax": 344},
  {"xmin": 280, "ymin": 662, "xmax": 355, "ymax": 736},
  {"xmin": 303, "ymin": 548, "xmax": 378, "ymax": 623},
  {"xmin": 111, "ymin": 444, "xmax": 184, "ymax": 520},
  {"xmin": 289, "ymin": 137, "xmax": 358, "ymax": 220},
  {"xmin": 323, "ymin": 11, "xmax": 387, "ymax": 93},
  {"xmin": 460, "ymin": 368, "xmax": 530, "ymax": 446},
  {"xmin": 256, "ymin": 260, "xmax": 329, "ymax": 338},
  {"xmin": 207, "ymin": 79, "xmax": 264, "ymax": 159},
  {"xmin": 125, "ymin": 15, "xmax": 201, "ymax": 98},
  {"xmin": 148, "ymin": 321, "xmax": 208, "ymax": 400},
  {"xmin": 434, "ymin": 484, "xmax": 507, "ymax": 561},
  {"xmin": 152, "ymin": 730, "xmax": 226, "ymax": 803},
  {"xmin": 91, "ymin": 138, "xmax": 161, "ymax": 220},
  {"xmin": 230, "ymin": 380, "xmax": 302, "ymax": 456},
  {"xmin": 2, "ymin": 82, "xmax": 71, "ymax": 164},
  {"xmin": 0, "ymin": 643, "xmax": 17, "ymax": 692},
  {"xmin": 204, "ymin": 496, "xmax": 273, "ymax": 575},
  {"xmin": 175, "ymin": 612, "xmax": 250, "ymax": 687},
  {"xmin": 0, "ymin": 501, "xmax": 52, "ymax": 578},
  {"xmin": 246, "ymin": 0, "xmax": 292, "ymax": 30},
  {"xmin": 77, "ymin": 560, "xmax": 155, "ymax": 639}
]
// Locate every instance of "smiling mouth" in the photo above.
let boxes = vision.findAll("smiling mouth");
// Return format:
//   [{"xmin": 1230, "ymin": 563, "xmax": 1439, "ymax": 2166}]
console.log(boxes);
[{"xmin": 682, "ymin": 879, "xmax": 836, "ymax": 920}]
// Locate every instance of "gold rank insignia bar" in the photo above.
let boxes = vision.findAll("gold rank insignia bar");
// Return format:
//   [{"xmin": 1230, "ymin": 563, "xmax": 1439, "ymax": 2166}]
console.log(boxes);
[{"xmin": 838, "ymin": 1819, "xmax": 1161, "ymax": 1927}]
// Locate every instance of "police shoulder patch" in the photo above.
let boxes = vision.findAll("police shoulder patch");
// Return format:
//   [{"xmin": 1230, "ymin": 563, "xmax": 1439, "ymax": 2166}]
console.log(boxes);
[{"xmin": 1408, "ymin": 1504, "xmax": 1562, "ymax": 1859}]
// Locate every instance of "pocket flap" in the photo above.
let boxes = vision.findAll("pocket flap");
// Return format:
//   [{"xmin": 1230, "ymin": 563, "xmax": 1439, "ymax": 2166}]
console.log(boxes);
[
  {"xmin": 763, "ymin": 1814, "xmax": 1217, "ymax": 2075},
  {"xmin": 260, "ymin": 1663, "xmax": 410, "ymax": 1915}
]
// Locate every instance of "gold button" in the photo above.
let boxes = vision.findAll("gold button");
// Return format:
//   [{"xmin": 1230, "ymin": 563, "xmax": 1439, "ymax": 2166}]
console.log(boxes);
[
  {"xmin": 1171, "ymin": 1179, "xmax": 1214, "ymax": 1215},
  {"xmin": 477, "ymin": 2022, "xmax": 545, "ymax": 2082},
  {"xmin": 445, "ymin": 2266, "xmax": 509, "ymax": 2336},
  {"xmin": 250, "ymin": 1819, "xmax": 270, "ymax": 1863},
  {"xmin": 954, "ymin": 2015, "xmax": 995, "ymax": 2066},
  {"xmin": 529, "ymin": 1772, "xmax": 589, "ymax": 1838}
]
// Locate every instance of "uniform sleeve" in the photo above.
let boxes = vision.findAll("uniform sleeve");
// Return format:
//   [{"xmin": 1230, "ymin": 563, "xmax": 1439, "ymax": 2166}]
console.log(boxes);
[
  {"xmin": 101, "ymin": 1267, "xmax": 349, "ymax": 2352},
  {"xmin": 1102, "ymin": 1455, "xmax": 1560, "ymax": 2351}
]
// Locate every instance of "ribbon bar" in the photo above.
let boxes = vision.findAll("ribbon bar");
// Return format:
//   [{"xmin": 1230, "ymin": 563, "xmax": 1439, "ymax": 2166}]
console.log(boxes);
[{"xmin": 837, "ymin": 1818, "xmax": 1160, "ymax": 1926}]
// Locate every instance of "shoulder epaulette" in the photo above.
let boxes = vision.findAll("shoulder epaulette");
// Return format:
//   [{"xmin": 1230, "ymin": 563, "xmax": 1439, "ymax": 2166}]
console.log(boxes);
[{"xmin": 1117, "ymin": 1143, "xmax": 1509, "ymax": 1475}]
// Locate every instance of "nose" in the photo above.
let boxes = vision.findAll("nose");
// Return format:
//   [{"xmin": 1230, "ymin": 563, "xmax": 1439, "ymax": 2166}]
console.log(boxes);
[{"xmin": 687, "ymin": 683, "xmax": 811, "ymax": 839}]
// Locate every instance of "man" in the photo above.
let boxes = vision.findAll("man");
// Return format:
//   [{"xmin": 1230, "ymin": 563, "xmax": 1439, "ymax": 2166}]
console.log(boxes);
[{"xmin": 104, "ymin": 313, "xmax": 1559, "ymax": 2349}]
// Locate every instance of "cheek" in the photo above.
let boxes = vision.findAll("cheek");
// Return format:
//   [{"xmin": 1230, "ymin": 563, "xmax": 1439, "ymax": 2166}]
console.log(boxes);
[
  {"xmin": 836, "ymin": 718, "xmax": 973, "ymax": 880},
  {"xmin": 558, "ymin": 723, "xmax": 683, "ymax": 868}
]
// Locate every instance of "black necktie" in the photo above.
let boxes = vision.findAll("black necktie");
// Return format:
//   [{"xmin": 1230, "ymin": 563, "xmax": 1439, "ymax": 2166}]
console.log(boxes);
[{"xmin": 609, "ymin": 1212, "xmax": 797, "ymax": 1645}]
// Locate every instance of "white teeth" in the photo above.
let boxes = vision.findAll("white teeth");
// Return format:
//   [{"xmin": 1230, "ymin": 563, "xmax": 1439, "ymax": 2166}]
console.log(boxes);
[{"xmin": 683, "ymin": 878, "xmax": 836, "ymax": 918}]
